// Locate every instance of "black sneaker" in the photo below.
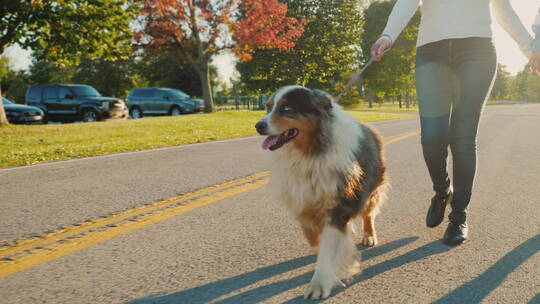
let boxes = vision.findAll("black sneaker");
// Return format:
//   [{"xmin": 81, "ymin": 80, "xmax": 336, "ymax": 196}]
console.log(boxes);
[
  {"xmin": 426, "ymin": 190, "xmax": 453, "ymax": 228},
  {"xmin": 443, "ymin": 222, "xmax": 468, "ymax": 246}
]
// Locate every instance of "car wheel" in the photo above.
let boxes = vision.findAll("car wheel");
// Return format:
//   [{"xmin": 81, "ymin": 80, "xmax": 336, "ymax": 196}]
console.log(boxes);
[
  {"xmin": 130, "ymin": 107, "xmax": 143, "ymax": 119},
  {"xmin": 82, "ymin": 109, "xmax": 98, "ymax": 122},
  {"xmin": 170, "ymin": 106, "xmax": 182, "ymax": 116}
]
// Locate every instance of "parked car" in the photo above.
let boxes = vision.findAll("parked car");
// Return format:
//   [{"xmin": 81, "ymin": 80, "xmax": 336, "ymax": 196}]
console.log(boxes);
[
  {"xmin": 25, "ymin": 84, "xmax": 128, "ymax": 123},
  {"xmin": 2, "ymin": 97, "xmax": 44, "ymax": 124},
  {"xmin": 126, "ymin": 88, "xmax": 204, "ymax": 118}
]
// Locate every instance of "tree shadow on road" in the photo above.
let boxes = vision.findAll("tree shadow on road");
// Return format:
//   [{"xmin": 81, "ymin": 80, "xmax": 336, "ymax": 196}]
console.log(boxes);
[
  {"xmin": 433, "ymin": 233, "xmax": 540, "ymax": 304},
  {"xmin": 128, "ymin": 236, "xmax": 419, "ymax": 304}
]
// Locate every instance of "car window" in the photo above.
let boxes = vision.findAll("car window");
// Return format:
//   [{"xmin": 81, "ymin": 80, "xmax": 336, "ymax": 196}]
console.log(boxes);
[
  {"xmin": 167, "ymin": 89, "xmax": 189, "ymax": 99},
  {"xmin": 43, "ymin": 87, "xmax": 58, "ymax": 99},
  {"xmin": 59, "ymin": 87, "xmax": 72, "ymax": 99},
  {"xmin": 27, "ymin": 87, "xmax": 41, "ymax": 100},
  {"xmin": 71, "ymin": 86, "xmax": 101, "ymax": 98},
  {"xmin": 137, "ymin": 90, "xmax": 154, "ymax": 98},
  {"xmin": 155, "ymin": 90, "xmax": 169, "ymax": 99}
]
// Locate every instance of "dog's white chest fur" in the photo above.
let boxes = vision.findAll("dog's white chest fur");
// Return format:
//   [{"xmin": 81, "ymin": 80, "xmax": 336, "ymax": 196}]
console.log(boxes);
[{"xmin": 268, "ymin": 107, "xmax": 363, "ymax": 217}]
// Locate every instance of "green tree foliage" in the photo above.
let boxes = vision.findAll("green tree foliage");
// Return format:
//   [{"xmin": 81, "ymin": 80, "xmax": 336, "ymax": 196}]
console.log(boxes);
[
  {"xmin": 334, "ymin": 73, "xmax": 363, "ymax": 106},
  {"xmin": 72, "ymin": 58, "xmax": 144, "ymax": 98},
  {"xmin": 28, "ymin": 58, "xmax": 75, "ymax": 84},
  {"xmin": 509, "ymin": 70, "xmax": 540, "ymax": 102},
  {"xmin": 490, "ymin": 65, "xmax": 511, "ymax": 100},
  {"xmin": 237, "ymin": 0, "xmax": 364, "ymax": 95},
  {"xmin": 0, "ymin": 0, "xmax": 138, "ymax": 124},
  {"xmin": 360, "ymin": 0, "xmax": 420, "ymax": 104},
  {"xmin": 0, "ymin": 0, "xmax": 138, "ymax": 64},
  {"xmin": 1, "ymin": 69, "xmax": 31, "ymax": 103}
]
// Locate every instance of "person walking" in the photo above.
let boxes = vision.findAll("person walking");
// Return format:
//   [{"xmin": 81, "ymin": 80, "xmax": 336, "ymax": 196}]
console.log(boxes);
[{"xmin": 370, "ymin": 0, "xmax": 539, "ymax": 246}]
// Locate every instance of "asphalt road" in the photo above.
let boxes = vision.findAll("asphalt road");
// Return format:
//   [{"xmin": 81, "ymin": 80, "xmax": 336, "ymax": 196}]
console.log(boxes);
[{"xmin": 1, "ymin": 105, "xmax": 539, "ymax": 303}]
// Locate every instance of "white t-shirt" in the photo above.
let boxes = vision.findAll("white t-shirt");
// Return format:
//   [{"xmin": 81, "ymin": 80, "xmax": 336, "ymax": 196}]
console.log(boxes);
[{"xmin": 381, "ymin": 0, "xmax": 535, "ymax": 58}]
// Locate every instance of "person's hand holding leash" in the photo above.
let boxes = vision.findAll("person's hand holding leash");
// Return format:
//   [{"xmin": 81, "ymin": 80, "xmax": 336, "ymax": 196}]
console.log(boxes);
[
  {"xmin": 529, "ymin": 51, "xmax": 540, "ymax": 75},
  {"xmin": 371, "ymin": 35, "xmax": 392, "ymax": 61}
]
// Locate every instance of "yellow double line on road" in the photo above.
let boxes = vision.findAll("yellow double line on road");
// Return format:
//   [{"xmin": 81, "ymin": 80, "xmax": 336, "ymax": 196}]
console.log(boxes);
[{"xmin": 0, "ymin": 129, "xmax": 420, "ymax": 278}]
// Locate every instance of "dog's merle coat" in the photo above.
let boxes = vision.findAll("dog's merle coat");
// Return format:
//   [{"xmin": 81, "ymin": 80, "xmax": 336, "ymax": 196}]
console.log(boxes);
[{"xmin": 256, "ymin": 86, "xmax": 387, "ymax": 300}]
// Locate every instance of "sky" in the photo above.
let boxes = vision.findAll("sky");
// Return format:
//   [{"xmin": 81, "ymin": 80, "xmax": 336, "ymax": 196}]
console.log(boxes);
[{"xmin": 3, "ymin": 0, "xmax": 538, "ymax": 83}]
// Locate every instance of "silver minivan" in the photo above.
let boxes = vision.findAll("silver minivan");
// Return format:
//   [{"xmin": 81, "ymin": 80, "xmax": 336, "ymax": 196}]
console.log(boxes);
[{"xmin": 126, "ymin": 88, "xmax": 204, "ymax": 118}]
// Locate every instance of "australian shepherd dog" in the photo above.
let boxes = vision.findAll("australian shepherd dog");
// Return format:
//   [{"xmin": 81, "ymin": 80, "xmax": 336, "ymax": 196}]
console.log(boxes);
[{"xmin": 255, "ymin": 86, "xmax": 388, "ymax": 299}]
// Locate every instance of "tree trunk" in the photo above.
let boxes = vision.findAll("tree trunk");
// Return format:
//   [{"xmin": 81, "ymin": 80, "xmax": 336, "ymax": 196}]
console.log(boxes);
[
  {"xmin": 405, "ymin": 90, "xmax": 410, "ymax": 108},
  {"xmin": 0, "ymin": 85, "xmax": 9, "ymax": 126},
  {"xmin": 367, "ymin": 90, "xmax": 373, "ymax": 108},
  {"xmin": 200, "ymin": 61, "xmax": 214, "ymax": 113}
]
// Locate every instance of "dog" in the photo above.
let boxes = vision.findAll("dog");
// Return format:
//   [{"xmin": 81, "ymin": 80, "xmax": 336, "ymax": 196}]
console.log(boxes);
[{"xmin": 255, "ymin": 85, "xmax": 388, "ymax": 299}]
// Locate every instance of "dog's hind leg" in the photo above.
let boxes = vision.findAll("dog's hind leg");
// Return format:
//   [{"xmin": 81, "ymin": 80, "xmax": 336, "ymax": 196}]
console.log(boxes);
[
  {"xmin": 304, "ymin": 222, "xmax": 358, "ymax": 300},
  {"xmin": 361, "ymin": 212, "xmax": 377, "ymax": 247},
  {"xmin": 360, "ymin": 186, "xmax": 387, "ymax": 247}
]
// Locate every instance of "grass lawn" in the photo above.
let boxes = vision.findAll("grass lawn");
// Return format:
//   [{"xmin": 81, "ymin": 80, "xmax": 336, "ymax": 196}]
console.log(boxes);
[{"xmin": 0, "ymin": 110, "xmax": 413, "ymax": 168}]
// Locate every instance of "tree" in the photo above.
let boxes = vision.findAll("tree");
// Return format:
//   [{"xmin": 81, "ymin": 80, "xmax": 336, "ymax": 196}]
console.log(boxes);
[
  {"xmin": 0, "ymin": 56, "xmax": 8, "ymax": 125},
  {"xmin": 509, "ymin": 69, "xmax": 540, "ymax": 102},
  {"xmin": 27, "ymin": 57, "xmax": 75, "ymax": 85},
  {"xmin": 136, "ymin": 51, "xmax": 205, "ymax": 96},
  {"xmin": 0, "ymin": 0, "xmax": 138, "ymax": 125},
  {"xmin": 138, "ymin": 0, "xmax": 305, "ymax": 112},
  {"xmin": 1, "ymin": 67, "xmax": 31, "ymax": 103},
  {"xmin": 360, "ymin": 0, "xmax": 420, "ymax": 106},
  {"xmin": 237, "ymin": 0, "xmax": 364, "ymax": 95},
  {"xmin": 490, "ymin": 65, "xmax": 511, "ymax": 100},
  {"xmin": 72, "ymin": 58, "xmax": 142, "ymax": 98}
]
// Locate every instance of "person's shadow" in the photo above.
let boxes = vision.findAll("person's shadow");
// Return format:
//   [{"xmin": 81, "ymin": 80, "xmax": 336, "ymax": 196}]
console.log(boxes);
[
  {"xmin": 129, "ymin": 234, "xmax": 540, "ymax": 303},
  {"xmin": 129, "ymin": 236, "xmax": 439, "ymax": 304},
  {"xmin": 433, "ymin": 233, "xmax": 540, "ymax": 304}
]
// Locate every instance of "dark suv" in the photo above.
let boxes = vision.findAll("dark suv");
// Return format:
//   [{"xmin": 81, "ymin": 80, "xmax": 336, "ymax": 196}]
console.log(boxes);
[
  {"xmin": 25, "ymin": 84, "xmax": 128, "ymax": 123},
  {"xmin": 126, "ymin": 88, "xmax": 204, "ymax": 118}
]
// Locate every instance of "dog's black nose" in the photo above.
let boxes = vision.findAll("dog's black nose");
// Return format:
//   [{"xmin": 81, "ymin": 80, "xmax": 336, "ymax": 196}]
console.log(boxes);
[{"xmin": 255, "ymin": 121, "xmax": 268, "ymax": 135}]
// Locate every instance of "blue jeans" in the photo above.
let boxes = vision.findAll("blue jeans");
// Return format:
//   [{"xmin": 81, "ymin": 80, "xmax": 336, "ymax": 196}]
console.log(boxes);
[{"xmin": 415, "ymin": 37, "xmax": 497, "ymax": 224}]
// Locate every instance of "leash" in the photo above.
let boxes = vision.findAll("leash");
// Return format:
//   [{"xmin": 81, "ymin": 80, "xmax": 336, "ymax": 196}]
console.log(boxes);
[{"xmin": 334, "ymin": 57, "xmax": 375, "ymax": 104}]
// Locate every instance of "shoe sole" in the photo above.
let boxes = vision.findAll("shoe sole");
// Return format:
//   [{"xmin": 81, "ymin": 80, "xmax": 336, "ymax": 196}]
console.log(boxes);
[{"xmin": 443, "ymin": 237, "xmax": 467, "ymax": 246}]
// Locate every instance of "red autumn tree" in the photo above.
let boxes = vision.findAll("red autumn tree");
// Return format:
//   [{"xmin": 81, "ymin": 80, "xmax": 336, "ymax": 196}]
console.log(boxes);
[{"xmin": 139, "ymin": 0, "xmax": 305, "ymax": 112}]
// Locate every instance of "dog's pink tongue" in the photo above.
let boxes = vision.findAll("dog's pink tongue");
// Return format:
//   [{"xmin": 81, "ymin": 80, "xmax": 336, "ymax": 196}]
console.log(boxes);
[{"xmin": 262, "ymin": 135, "xmax": 279, "ymax": 150}]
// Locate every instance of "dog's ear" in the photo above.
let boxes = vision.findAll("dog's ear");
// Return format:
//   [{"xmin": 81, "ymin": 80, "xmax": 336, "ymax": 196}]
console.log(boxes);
[{"xmin": 311, "ymin": 90, "xmax": 333, "ymax": 110}]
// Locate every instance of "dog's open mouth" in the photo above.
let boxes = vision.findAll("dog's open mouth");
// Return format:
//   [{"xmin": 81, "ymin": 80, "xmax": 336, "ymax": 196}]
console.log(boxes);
[{"xmin": 262, "ymin": 128, "xmax": 299, "ymax": 151}]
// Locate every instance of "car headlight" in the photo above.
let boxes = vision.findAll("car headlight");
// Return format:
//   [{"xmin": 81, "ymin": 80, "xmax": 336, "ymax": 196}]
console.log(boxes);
[{"xmin": 100, "ymin": 102, "xmax": 110, "ymax": 110}]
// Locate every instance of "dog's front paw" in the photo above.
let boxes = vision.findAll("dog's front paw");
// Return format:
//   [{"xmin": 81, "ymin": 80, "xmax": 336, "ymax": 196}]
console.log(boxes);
[
  {"xmin": 360, "ymin": 234, "xmax": 378, "ymax": 247},
  {"xmin": 303, "ymin": 275, "xmax": 336, "ymax": 300}
]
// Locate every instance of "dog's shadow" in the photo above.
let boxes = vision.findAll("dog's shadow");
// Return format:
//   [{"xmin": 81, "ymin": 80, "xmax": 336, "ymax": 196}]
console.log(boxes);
[{"xmin": 129, "ymin": 236, "xmax": 432, "ymax": 304}]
